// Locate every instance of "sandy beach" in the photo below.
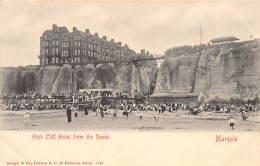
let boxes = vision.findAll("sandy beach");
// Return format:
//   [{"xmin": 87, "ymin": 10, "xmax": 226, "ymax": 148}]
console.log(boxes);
[{"xmin": 0, "ymin": 109, "xmax": 259, "ymax": 131}]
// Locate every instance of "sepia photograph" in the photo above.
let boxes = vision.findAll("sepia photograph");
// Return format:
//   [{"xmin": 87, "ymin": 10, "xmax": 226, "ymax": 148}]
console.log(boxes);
[{"xmin": 0, "ymin": 0, "xmax": 260, "ymax": 166}]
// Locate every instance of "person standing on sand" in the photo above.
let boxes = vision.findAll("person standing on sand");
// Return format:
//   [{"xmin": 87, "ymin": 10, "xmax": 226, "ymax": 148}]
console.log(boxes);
[
  {"xmin": 74, "ymin": 107, "xmax": 78, "ymax": 120},
  {"xmin": 100, "ymin": 107, "xmax": 104, "ymax": 118},
  {"xmin": 113, "ymin": 109, "xmax": 117, "ymax": 120},
  {"xmin": 229, "ymin": 116, "xmax": 235, "ymax": 130},
  {"xmin": 139, "ymin": 112, "xmax": 143, "ymax": 120},
  {"xmin": 66, "ymin": 106, "xmax": 72, "ymax": 123},
  {"xmin": 24, "ymin": 111, "xmax": 30, "ymax": 127},
  {"xmin": 84, "ymin": 105, "xmax": 88, "ymax": 115},
  {"xmin": 154, "ymin": 115, "xmax": 159, "ymax": 122}
]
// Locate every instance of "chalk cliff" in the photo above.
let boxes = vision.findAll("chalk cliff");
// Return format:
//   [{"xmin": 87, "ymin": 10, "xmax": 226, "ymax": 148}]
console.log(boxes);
[
  {"xmin": 154, "ymin": 39, "xmax": 260, "ymax": 102},
  {"xmin": 0, "ymin": 63, "xmax": 157, "ymax": 97}
]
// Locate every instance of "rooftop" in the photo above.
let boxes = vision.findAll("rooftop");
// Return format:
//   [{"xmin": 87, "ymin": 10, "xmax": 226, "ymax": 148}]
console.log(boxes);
[
  {"xmin": 150, "ymin": 93, "xmax": 199, "ymax": 98},
  {"xmin": 210, "ymin": 36, "xmax": 240, "ymax": 43}
]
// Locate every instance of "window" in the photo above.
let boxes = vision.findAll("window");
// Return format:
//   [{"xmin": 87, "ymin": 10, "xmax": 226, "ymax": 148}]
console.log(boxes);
[
  {"xmin": 74, "ymin": 36, "xmax": 81, "ymax": 40},
  {"xmin": 52, "ymin": 48, "xmax": 55, "ymax": 54},
  {"xmin": 65, "ymin": 37, "xmax": 68, "ymax": 41},
  {"xmin": 56, "ymin": 48, "xmax": 59, "ymax": 55},
  {"xmin": 44, "ymin": 35, "xmax": 47, "ymax": 39},
  {"xmin": 73, "ymin": 49, "xmax": 80, "ymax": 56},
  {"xmin": 62, "ymin": 42, "xmax": 68, "ymax": 47},
  {"xmin": 53, "ymin": 41, "xmax": 58, "ymax": 46},
  {"xmin": 75, "ymin": 42, "xmax": 77, "ymax": 46},
  {"xmin": 74, "ymin": 57, "xmax": 80, "ymax": 63},
  {"xmin": 52, "ymin": 40, "xmax": 59, "ymax": 46},
  {"xmin": 62, "ymin": 50, "xmax": 68, "ymax": 56},
  {"xmin": 43, "ymin": 49, "xmax": 49, "ymax": 55},
  {"xmin": 75, "ymin": 41, "xmax": 80, "ymax": 47},
  {"xmin": 54, "ymin": 34, "xmax": 58, "ymax": 39}
]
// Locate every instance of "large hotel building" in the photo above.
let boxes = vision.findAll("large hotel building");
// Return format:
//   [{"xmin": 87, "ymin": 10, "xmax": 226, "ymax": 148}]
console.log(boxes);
[{"xmin": 39, "ymin": 24, "xmax": 153, "ymax": 66}]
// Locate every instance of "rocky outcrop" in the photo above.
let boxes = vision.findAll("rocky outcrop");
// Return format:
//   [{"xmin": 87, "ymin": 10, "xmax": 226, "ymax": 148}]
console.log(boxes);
[
  {"xmin": 154, "ymin": 39, "xmax": 260, "ymax": 102},
  {"xmin": 35, "ymin": 66, "xmax": 61, "ymax": 94},
  {"xmin": 1, "ymin": 63, "xmax": 157, "ymax": 97},
  {"xmin": 0, "ymin": 67, "xmax": 37, "ymax": 94}
]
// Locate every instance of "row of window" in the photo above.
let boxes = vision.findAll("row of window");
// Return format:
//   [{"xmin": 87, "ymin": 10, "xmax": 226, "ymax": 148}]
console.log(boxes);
[
  {"xmin": 42, "ymin": 54, "xmax": 130, "ymax": 65},
  {"xmin": 44, "ymin": 34, "xmax": 59, "ymax": 40},
  {"xmin": 43, "ymin": 47, "xmax": 129, "ymax": 58},
  {"xmin": 44, "ymin": 40, "xmax": 101, "ymax": 50},
  {"xmin": 43, "ymin": 57, "xmax": 82, "ymax": 65},
  {"xmin": 43, "ymin": 37, "xmax": 130, "ymax": 56}
]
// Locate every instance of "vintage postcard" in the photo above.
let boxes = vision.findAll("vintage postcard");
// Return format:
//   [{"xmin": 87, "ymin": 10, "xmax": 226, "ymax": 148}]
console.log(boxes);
[{"xmin": 0, "ymin": 0, "xmax": 260, "ymax": 166}]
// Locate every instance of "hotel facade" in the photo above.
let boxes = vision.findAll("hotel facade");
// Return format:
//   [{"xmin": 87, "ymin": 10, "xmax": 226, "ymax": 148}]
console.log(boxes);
[{"xmin": 39, "ymin": 24, "xmax": 152, "ymax": 66}]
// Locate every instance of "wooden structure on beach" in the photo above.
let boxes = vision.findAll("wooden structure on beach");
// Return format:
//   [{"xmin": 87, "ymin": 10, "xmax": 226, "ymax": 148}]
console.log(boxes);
[{"xmin": 149, "ymin": 93, "xmax": 199, "ymax": 105}]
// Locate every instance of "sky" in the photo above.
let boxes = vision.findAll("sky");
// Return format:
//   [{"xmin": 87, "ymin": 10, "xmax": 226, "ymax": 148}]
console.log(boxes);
[{"xmin": 0, "ymin": 0, "xmax": 260, "ymax": 67}]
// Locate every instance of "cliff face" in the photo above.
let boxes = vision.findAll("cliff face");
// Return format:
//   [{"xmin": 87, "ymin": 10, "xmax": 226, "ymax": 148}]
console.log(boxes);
[
  {"xmin": 0, "ymin": 67, "xmax": 37, "ymax": 94},
  {"xmin": 154, "ymin": 39, "xmax": 260, "ymax": 102},
  {"xmin": 0, "ymin": 63, "xmax": 157, "ymax": 97}
]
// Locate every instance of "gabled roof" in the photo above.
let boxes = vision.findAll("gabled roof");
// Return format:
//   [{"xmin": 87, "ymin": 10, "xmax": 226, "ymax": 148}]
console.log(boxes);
[
  {"xmin": 78, "ymin": 30, "xmax": 87, "ymax": 37},
  {"xmin": 58, "ymin": 27, "xmax": 69, "ymax": 34},
  {"xmin": 42, "ymin": 27, "xmax": 69, "ymax": 36},
  {"xmin": 210, "ymin": 36, "xmax": 239, "ymax": 43},
  {"xmin": 42, "ymin": 30, "xmax": 52, "ymax": 36}
]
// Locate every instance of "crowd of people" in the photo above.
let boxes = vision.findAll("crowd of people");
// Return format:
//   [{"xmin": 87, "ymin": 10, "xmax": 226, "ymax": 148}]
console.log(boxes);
[
  {"xmin": 0, "ymin": 90, "xmax": 148, "ymax": 112},
  {"xmin": 1, "ymin": 92, "xmax": 258, "ymax": 130}
]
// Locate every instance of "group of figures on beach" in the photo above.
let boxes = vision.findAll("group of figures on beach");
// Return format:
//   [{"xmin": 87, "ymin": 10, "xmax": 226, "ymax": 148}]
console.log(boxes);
[
  {"xmin": 62, "ymin": 101, "xmax": 258, "ymax": 130},
  {"xmin": 4, "ymin": 91, "xmax": 255, "ymax": 130},
  {"xmin": 1, "ymin": 91, "xmax": 138, "ymax": 111}
]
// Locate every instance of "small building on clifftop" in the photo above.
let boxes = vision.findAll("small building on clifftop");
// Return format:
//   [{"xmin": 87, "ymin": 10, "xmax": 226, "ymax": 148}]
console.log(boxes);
[{"xmin": 210, "ymin": 36, "xmax": 239, "ymax": 45}]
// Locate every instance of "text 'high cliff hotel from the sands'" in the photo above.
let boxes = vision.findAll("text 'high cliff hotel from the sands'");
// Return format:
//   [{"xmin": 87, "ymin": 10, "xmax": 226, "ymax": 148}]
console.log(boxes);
[{"xmin": 39, "ymin": 24, "xmax": 154, "ymax": 66}]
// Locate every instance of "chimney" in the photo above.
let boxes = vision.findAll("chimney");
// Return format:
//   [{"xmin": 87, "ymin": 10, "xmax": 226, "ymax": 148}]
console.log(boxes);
[
  {"xmin": 53, "ymin": 24, "xmax": 57, "ymax": 30},
  {"xmin": 125, "ymin": 44, "xmax": 128, "ymax": 47},
  {"xmin": 103, "ymin": 36, "xmax": 107, "ymax": 40},
  {"xmin": 94, "ymin": 33, "xmax": 99, "ymax": 37},
  {"xmin": 85, "ymin": 29, "xmax": 90, "ymax": 33},
  {"xmin": 111, "ymin": 39, "xmax": 114, "ymax": 43},
  {"xmin": 146, "ymin": 51, "xmax": 149, "ymax": 55},
  {"xmin": 117, "ymin": 42, "xmax": 121, "ymax": 46},
  {"xmin": 73, "ymin": 27, "xmax": 77, "ymax": 32},
  {"xmin": 141, "ymin": 49, "xmax": 145, "ymax": 54}
]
